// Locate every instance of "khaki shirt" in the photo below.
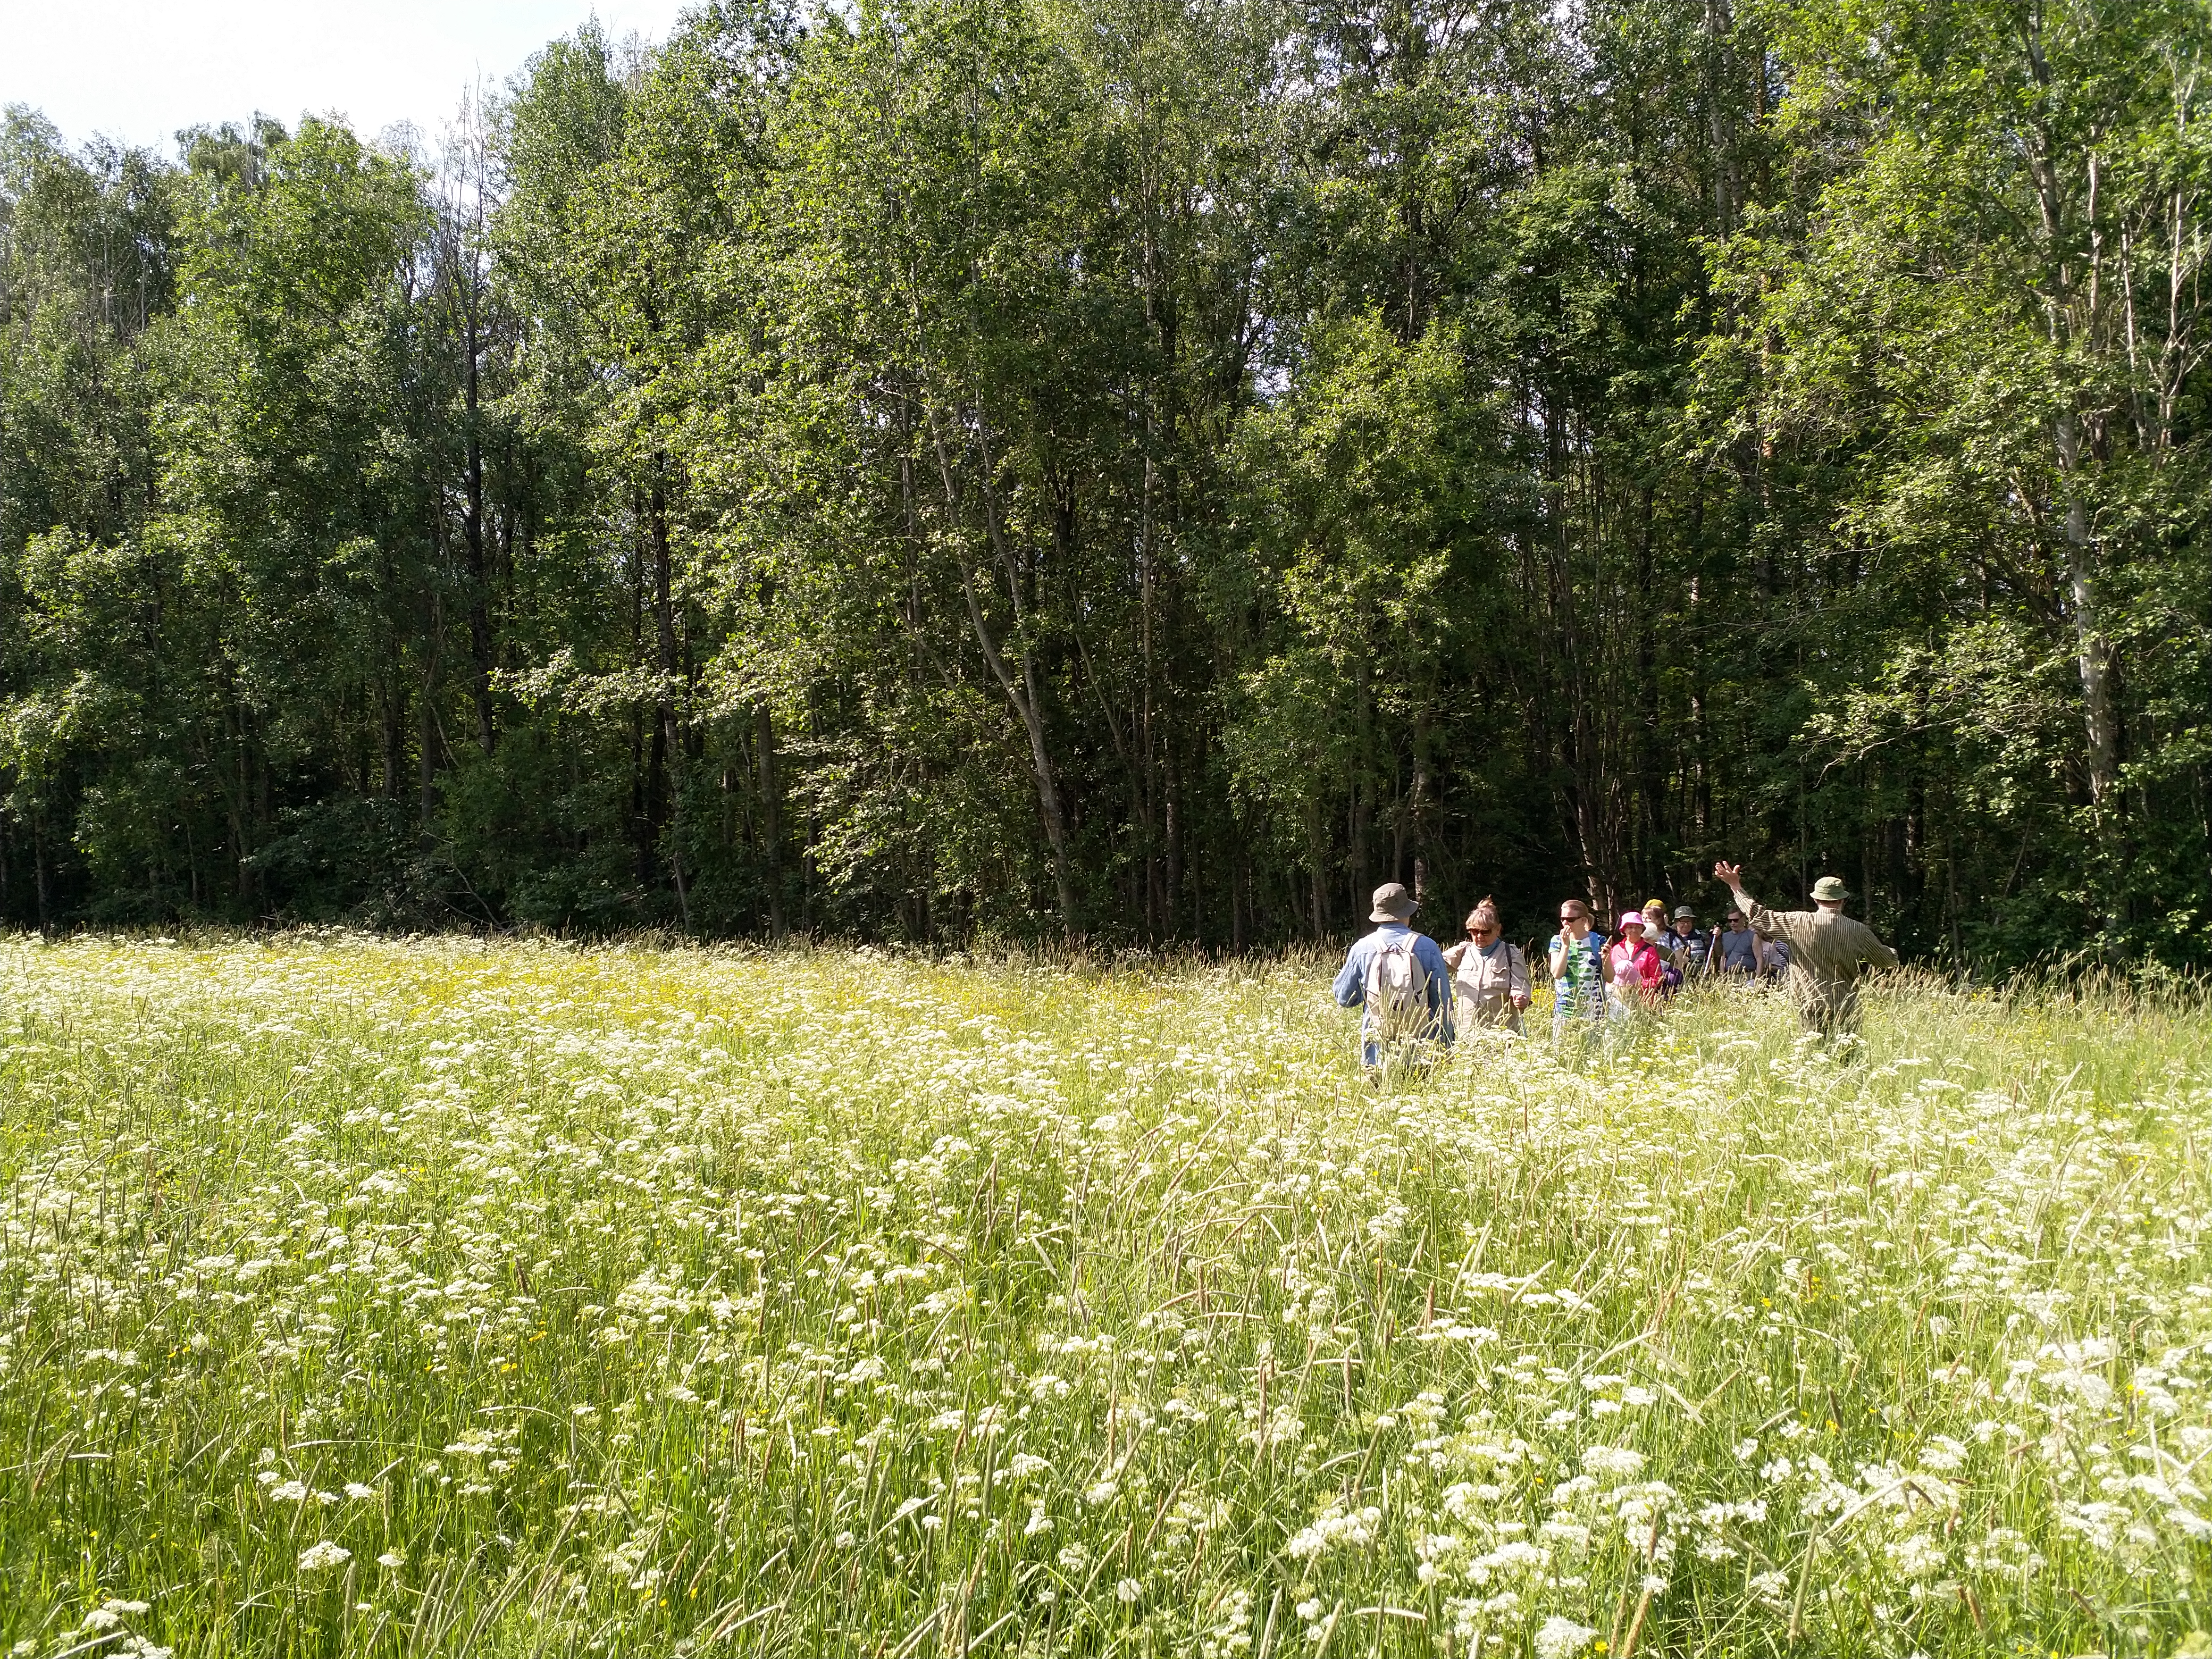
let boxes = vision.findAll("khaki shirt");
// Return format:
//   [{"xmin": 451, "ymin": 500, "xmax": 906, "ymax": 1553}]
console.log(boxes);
[
  {"xmin": 1730, "ymin": 888, "xmax": 1897, "ymax": 1015},
  {"xmin": 1442, "ymin": 940, "xmax": 1529, "ymax": 1031}
]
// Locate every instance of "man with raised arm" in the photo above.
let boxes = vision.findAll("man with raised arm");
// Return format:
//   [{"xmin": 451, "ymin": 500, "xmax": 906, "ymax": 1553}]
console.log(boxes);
[{"xmin": 1712, "ymin": 862, "xmax": 1899, "ymax": 1039}]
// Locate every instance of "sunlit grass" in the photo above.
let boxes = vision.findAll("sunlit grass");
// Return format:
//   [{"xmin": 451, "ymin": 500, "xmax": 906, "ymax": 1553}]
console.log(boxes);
[{"xmin": 1, "ymin": 935, "xmax": 2208, "ymax": 1656}]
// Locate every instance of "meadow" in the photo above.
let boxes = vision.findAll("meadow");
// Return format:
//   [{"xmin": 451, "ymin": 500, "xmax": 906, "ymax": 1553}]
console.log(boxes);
[{"xmin": 0, "ymin": 935, "xmax": 2208, "ymax": 1658}]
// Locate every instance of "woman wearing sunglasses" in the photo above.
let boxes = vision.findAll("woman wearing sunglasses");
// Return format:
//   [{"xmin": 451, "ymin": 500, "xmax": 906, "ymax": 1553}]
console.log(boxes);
[
  {"xmin": 1546, "ymin": 898, "xmax": 1614, "ymax": 1042},
  {"xmin": 1440, "ymin": 898, "xmax": 1532, "ymax": 1033}
]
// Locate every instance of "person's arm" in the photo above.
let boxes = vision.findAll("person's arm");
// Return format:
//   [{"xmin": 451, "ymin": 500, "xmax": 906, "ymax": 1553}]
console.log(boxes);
[
  {"xmin": 1713, "ymin": 861, "xmax": 1787, "ymax": 942},
  {"xmin": 1862, "ymin": 926, "xmax": 1900, "ymax": 970},
  {"xmin": 1332, "ymin": 943, "xmax": 1367, "ymax": 1008},
  {"xmin": 1508, "ymin": 945, "xmax": 1531, "ymax": 1007},
  {"xmin": 1548, "ymin": 936, "xmax": 1568, "ymax": 980},
  {"xmin": 1733, "ymin": 889, "xmax": 1780, "ymax": 935},
  {"xmin": 1441, "ymin": 940, "xmax": 1469, "ymax": 970},
  {"xmin": 1598, "ymin": 939, "xmax": 1616, "ymax": 982}
]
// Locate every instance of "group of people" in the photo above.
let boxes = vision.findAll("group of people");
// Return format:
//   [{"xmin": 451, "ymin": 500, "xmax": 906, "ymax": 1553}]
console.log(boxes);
[{"xmin": 1333, "ymin": 860, "xmax": 1900, "ymax": 1067}]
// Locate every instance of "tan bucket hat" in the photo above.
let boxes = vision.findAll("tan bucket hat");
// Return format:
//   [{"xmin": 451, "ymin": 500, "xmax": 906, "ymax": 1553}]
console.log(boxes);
[{"xmin": 1370, "ymin": 882, "xmax": 1417, "ymax": 923}]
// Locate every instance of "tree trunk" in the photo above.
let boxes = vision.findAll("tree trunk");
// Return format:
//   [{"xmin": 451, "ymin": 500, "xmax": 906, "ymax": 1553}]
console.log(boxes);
[
  {"xmin": 2022, "ymin": 22, "xmax": 2122, "ymax": 812},
  {"xmin": 1703, "ymin": 0, "xmax": 1737, "ymax": 237},
  {"xmin": 2053, "ymin": 408, "xmax": 2121, "ymax": 806},
  {"xmin": 926, "ymin": 404, "xmax": 1079, "ymax": 935},
  {"xmin": 757, "ymin": 702, "xmax": 784, "ymax": 935},
  {"xmin": 461, "ymin": 280, "xmax": 496, "ymax": 756},
  {"xmin": 32, "ymin": 809, "xmax": 48, "ymax": 929},
  {"xmin": 418, "ymin": 676, "xmax": 440, "ymax": 838},
  {"xmin": 1308, "ymin": 800, "xmax": 1328, "ymax": 938},
  {"xmin": 648, "ymin": 471, "xmax": 689, "ymax": 929}
]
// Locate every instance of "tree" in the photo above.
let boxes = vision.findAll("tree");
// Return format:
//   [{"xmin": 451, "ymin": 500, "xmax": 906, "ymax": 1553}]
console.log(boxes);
[
  {"xmin": 1727, "ymin": 0, "xmax": 2212, "ymax": 948},
  {"xmin": 2, "ymin": 0, "xmax": 2208, "ymax": 967}
]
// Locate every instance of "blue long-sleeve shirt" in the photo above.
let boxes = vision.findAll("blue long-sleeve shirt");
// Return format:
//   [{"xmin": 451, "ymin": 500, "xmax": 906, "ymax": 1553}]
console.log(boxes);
[{"xmin": 1333, "ymin": 924, "xmax": 1454, "ymax": 1052}]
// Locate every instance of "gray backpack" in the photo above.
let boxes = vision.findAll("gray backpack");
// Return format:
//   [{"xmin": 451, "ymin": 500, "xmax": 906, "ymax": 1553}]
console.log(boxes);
[{"xmin": 1365, "ymin": 936, "xmax": 1431, "ymax": 1040}]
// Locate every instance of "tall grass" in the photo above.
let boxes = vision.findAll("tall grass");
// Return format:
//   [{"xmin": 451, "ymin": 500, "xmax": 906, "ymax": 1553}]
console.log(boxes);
[{"xmin": 0, "ymin": 935, "xmax": 2207, "ymax": 1656}]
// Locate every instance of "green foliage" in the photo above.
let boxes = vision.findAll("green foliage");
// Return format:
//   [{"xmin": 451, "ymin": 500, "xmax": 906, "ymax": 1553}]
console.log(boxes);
[{"xmin": 3, "ymin": 0, "xmax": 2212, "ymax": 963}]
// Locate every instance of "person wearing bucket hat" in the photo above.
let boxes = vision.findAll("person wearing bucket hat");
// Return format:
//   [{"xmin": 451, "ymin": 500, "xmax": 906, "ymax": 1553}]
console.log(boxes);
[
  {"xmin": 1332, "ymin": 882, "xmax": 1453, "ymax": 1070},
  {"xmin": 1668, "ymin": 903, "xmax": 1712, "ymax": 979},
  {"xmin": 1711, "ymin": 861, "xmax": 1899, "ymax": 1037}
]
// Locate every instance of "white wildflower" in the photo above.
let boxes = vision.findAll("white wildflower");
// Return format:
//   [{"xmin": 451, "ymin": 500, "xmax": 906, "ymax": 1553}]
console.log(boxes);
[{"xmin": 1580, "ymin": 1445, "xmax": 1645, "ymax": 1480}]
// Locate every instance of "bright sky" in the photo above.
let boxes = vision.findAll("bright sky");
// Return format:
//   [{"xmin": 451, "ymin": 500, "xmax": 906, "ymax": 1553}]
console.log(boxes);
[{"xmin": 0, "ymin": 1, "xmax": 691, "ymax": 157}]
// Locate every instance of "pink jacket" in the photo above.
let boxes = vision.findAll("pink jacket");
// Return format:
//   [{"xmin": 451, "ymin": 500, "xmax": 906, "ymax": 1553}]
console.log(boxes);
[{"xmin": 1607, "ymin": 939, "xmax": 1662, "ymax": 995}]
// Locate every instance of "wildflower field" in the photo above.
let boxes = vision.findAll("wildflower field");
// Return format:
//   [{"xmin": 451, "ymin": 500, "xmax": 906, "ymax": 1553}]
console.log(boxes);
[{"xmin": 2, "ymin": 937, "xmax": 2209, "ymax": 1658}]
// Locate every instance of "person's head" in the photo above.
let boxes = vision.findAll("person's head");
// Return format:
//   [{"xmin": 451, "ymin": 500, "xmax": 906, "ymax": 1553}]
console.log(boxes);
[
  {"xmin": 1464, "ymin": 899, "xmax": 1502, "ymax": 944},
  {"xmin": 1370, "ymin": 882, "xmax": 1418, "ymax": 925},
  {"xmin": 1672, "ymin": 904, "xmax": 1697, "ymax": 936},
  {"xmin": 1618, "ymin": 910, "xmax": 1647, "ymax": 940},
  {"xmin": 1811, "ymin": 876, "xmax": 1849, "ymax": 912},
  {"xmin": 1642, "ymin": 899, "xmax": 1669, "ymax": 931},
  {"xmin": 1558, "ymin": 898, "xmax": 1592, "ymax": 935},
  {"xmin": 1724, "ymin": 908, "xmax": 1746, "ymax": 931}
]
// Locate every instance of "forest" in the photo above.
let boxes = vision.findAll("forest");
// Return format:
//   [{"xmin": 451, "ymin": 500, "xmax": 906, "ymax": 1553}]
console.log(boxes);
[{"xmin": 1, "ymin": 0, "xmax": 2206, "ymax": 964}]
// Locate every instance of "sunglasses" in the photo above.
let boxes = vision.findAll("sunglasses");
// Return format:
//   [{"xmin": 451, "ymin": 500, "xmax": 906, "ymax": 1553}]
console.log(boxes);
[{"xmin": 1469, "ymin": 925, "xmax": 1497, "ymax": 936}]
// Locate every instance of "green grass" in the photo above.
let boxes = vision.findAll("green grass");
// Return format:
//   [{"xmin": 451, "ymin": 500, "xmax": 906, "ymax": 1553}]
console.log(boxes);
[{"xmin": 1, "ymin": 934, "xmax": 2208, "ymax": 1656}]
